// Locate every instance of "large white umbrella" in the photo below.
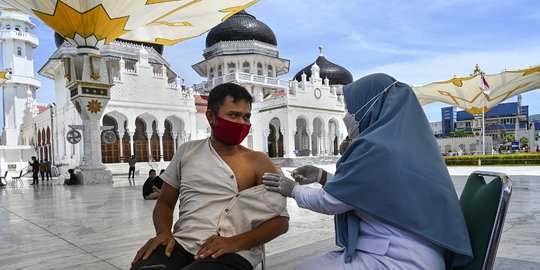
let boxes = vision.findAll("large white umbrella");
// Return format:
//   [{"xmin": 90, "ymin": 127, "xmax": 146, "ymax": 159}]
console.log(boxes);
[
  {"xmin": 1, "ymin": 0, "xmax": 259, "ymax": 53},
  {"xmin": 413, "ymin": 65, "xmax": 540, "ymax": 114}
]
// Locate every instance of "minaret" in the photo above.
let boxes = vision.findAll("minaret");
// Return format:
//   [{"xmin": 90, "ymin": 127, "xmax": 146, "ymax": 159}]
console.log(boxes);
[{"xmin": 0, "ymin": 5, "xmax": 40, "ymax": 145}]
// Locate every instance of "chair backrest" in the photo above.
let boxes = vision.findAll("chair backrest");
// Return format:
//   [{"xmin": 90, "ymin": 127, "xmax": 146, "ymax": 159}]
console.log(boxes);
[{"xmin": 454, "ymin": 171, "xmax": 512, "ymax": 270}]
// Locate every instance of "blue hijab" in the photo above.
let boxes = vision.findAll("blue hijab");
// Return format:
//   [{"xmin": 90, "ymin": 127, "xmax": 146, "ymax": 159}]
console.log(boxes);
[{"xmin": 324, "ymin": 73, "xmax": 473, "ymax": 266}]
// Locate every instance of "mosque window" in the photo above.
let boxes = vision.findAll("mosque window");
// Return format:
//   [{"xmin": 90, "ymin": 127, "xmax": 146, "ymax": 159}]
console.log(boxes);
[
  {"xmin": 17, "ymin": 47, "xmax": 22, "ymax": 56},
  {"xmin": 267, "ymin": 65, "xmax": 273, "ymax": 77},
  {"xmin": 257, "ymin": 63, "xmax": 263, "ymax": 76},
  {"xmin": 209, "ymin": 67, "xmax": 214, "ymax": 80},
  {"xmin": 243, "ymin": 62, "xmax": 250, "ymax": 73},
  {"xmin": 217, "ymin": 64, "xmax": 222, "ymax": 77},
  {"xmin": 15, "ymin": 25, "xmax": 20, "ymax": 31},
  {"xmin": 228, "ymin": 63, "xmax": 236, "ymax": 73},
  {"xmin": 6, "ymin": 24, "xmax": 10, "ymax": 30}
]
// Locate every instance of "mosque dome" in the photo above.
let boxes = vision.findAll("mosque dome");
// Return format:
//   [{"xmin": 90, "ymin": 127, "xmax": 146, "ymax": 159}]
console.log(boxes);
[
  {"xmin": 205, "ymin": 10, "xmax": 277, "ymax": 48},
  {"xmin": 54, "ymin": 32, "xmax": 164, "ymax": 55},
  {"xmin": 293, "ymin": 49, "xmax": 353, "ymax": 85}
]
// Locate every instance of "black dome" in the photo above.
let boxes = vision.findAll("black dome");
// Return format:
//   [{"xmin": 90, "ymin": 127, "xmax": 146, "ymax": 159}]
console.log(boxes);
[
  {"xmin": 54, "ymin": 32, "xmax": 164, "ymax": 55},
  {"xmin": 54, "ymin": 32, "xmax": 66, "ymax": 48},
  {"xmin": 293, "ymin": 55, "xmax": 353, "ymax": 85},
  {"xmin": 205, "ymin": 10, "xmax": 277, "ymax": 48}
]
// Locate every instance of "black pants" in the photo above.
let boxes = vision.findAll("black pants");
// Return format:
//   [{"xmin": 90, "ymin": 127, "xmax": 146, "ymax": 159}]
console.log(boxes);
[
  {"xmin": 46, "ymin": 170, "xmax": 52, "ymax": 180},
  {"xmin": 130, "ymin": 242, "xmax": 252, "ymax": 270},
  {"xmin": 128, "ymin": 167, "xmax": 136, "ymax": 178},
  {"xmin": 32, "ymin": 171, "xmax": 39, "ymax": 184}
]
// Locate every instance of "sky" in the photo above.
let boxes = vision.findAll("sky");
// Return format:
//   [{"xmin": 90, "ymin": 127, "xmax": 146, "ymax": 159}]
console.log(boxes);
[{"xmin": 4, "ymin": 0, "xmax": 540, "ymax": 127}]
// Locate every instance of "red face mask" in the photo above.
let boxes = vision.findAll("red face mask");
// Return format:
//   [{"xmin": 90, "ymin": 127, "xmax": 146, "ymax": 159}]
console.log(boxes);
[{"xmin": 210, "ymin": 115, "xmax": 251, "ymax": 145}]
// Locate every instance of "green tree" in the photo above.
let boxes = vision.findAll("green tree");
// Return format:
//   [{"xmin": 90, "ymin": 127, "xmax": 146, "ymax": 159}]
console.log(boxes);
[
  {"xmin": 504, "ymin": 134, "xmax": 515, "ymax": 143},
  {"xmin": 451, "ymin": 128, "xmax": 473, "ymax": 137}
]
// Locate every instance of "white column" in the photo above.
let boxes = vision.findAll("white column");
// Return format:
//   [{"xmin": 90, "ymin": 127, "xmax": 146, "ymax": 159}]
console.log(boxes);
[
  {"xmin": 118, "ymin": 132, "xmax": 124, "ymax": 162},
  {"xmin": 158, "ymin": 132, "xmax": 164, "ymax": 162},
  {"xmin": 308, "ymin": 130, "xmax": 313, "ymax": 157},
  {"xmin": 173, "ymin": 134, "xmax": 178, "ymax": 153},
  {"xmin": 129, "ymin": 132, "xmax": 135, "ymax": 157},
  {"xmin": 146, "ymin": 132, "xmax": 152, "ymax": 161},
  {"xmin": 262, "ymin": 130, "xmax": 268, "ymax": 154}
]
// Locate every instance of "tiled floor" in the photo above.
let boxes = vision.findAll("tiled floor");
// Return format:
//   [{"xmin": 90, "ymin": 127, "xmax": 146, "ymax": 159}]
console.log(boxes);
[{"xmin": 0, "ymin": 166, "xmax": 539, "ymax": 269}]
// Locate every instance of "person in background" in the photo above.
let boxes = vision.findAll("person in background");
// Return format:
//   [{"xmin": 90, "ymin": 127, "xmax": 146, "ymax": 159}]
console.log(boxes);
[
  {"xmin": 263, "ymin": 73, "xmax": 473, "ymax": 269},
  {"xmin": 63, "ymin": 169, "xmax": 79, "ymax": 185},
  {"xmin": 338, "ymin": 136, "xmax": 351, "ymax": 155},
  {"xmin": 152, "ymin": 169, "xmax": 165, "ymax": 190},
  {"xmin": 142, "ymin": 169, "xmax": 160, "ymax": 200},
  {"xmin": 39, "ymin": 159, "xmax": 47, "ymax": 182},
  {"xmin": 128, "ymin": 155, "xmax": 137, "ymax": 179},
  {"xmin": 29, "ymin": 156, "xmax": 39, "ymax": 185},
  {"xmin": 45, "ymin": 158, "xmax": 52, "ymax": 181}
]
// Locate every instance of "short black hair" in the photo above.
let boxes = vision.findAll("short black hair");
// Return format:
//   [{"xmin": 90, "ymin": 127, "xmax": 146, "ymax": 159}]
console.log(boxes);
[
  {"xmin": 207, "ymin": 83, "xmax": 253, "ymax": 114},
  {"xmin": 68, "ymin": 169, "xmax": 74, "ymax": 174},
  {"xmin": 149, "ymin": 169, "xmax": 156, "ymax": 175},
  {"xmin": 160, "ymin": 169, "xmax": 165, "ymax": 174}
]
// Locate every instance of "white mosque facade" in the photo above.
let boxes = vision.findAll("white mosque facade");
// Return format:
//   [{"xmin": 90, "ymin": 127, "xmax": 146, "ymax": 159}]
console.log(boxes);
[{"xmin": 1, "ymin": 9, "xmax": 352, "ymax": 175}]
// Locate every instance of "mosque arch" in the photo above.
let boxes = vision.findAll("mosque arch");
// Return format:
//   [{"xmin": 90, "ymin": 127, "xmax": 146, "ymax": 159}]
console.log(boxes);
[
  {"xmin": 150, "ymin": 120, "xmax": 160, "ymax": 161},
  {"xmin": 101, "ymin": 115, "xmax": 121, "ymax": 163},
  {"xmin": 103, "ymin": 111, "xmax": 130, "ymax": 162},
  {"xmin": 242, "ymin": 61, "xmax": 250, "ymax": 73},
  {"xmin": 228, "ymin": 62, "xmax": 236, "ymax": 74},
  {"xmin": 328, "ymin": 118, "xmax": 340, "ymax": 155},
  {"xmin": 267, "ymin": 65, "xmax": 273, "ymax": 77},
  {"xmin": 295, "ymin": 116, "xmax": 310, "ymax": 156},
  {"xmin": 134, "ymin": 117, "xmax": 149, "ymax": 162},
  {"xmin": 217, "ymin": 64, "xmax": 223, "ymax": 77},
  {"xmin": 257, "ymin": 62, "xmax": 263, "ymax": 76},
  {"xmin": 312, "ymin": 117, "xmax": 325, "ymax": 156},
  {"xmin": 267, "ymin": 117, "xmax": 283, "ymax": 157}
]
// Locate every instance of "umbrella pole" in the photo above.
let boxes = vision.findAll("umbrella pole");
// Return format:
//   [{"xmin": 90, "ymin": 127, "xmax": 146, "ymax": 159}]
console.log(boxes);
[{"xmin": 482, "ymin": 101, "xmax": 486, "ymax": 155}]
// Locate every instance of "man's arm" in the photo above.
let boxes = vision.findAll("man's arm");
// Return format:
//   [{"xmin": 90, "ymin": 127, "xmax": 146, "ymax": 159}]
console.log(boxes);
[
  {"xmin": 196, "ymin": 215, "xmax": 288, "ymax": 260},
  {"xmin": 131, "ymin": 182, "xmax": 179, "ymax": 265}
]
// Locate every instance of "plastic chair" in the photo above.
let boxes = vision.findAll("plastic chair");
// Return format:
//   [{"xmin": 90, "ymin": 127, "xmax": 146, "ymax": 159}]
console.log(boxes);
[
  {"xmin": 11, "ymin": 170, "xmax": 24, "ymax": 186},
  {"xmin": 0, "ymin": 171, "xmax": 7, "ymax": 185},
  {"xmin": 455, "ymin": 170, "xmax": 512, "ymax": 270}
]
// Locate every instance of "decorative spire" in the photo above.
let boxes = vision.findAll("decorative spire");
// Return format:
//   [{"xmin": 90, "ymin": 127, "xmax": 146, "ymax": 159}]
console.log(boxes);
[
  {"xmin": 473, "ymin": 64, "xmax": 482, "ymax": 75},
  {"xmin": 319, "ymin": 45, "xmax": 323, "ymax": 56}
]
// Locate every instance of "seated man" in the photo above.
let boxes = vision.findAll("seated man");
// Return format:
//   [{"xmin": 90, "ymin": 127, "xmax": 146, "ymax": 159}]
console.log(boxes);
[
  {"xmin": 131, "ymin": 83, "xmax": 289, "ymax": 270},
  {"xmin": 152, "ymin": 169, "xmax": 165, "ymax": 190},
  {"xmin": 143, "ymin": 169, "xmax": 160, "ymax": 200},
  {"xmin": 63, "ymin": 169, "xmax": 79, "ymax": 185}
]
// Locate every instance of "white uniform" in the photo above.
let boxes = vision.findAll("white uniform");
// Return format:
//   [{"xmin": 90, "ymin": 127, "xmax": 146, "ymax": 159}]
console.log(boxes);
[{"xmin": 292, "ymin": 176, "xmax": 445, "ymax": 270}]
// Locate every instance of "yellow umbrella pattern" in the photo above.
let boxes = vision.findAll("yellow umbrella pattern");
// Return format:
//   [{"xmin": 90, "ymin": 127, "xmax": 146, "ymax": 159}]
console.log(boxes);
[
  {"xmin": 1, "ymin": 0, "xmax": 259, "ymax": 52},
  {"xmin": 0, "ymin": 70, "xmax": 11, "ymax": 85},
  {"xmin": 412, "ymin": 65, "xmax": 540, "ymax": 115}
]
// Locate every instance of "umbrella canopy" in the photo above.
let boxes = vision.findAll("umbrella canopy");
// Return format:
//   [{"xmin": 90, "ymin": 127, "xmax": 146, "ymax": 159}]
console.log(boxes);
[
  {"xmin": 412, "ymin": 65, "xmax": 540, "ymax": 115},
  {"xmin": 0, "ymin": 70, "xmax": 10, "ymax": 85},
  {"xmin": 1, "ymin": 0, "xmax": 259, "ymax": 52}
]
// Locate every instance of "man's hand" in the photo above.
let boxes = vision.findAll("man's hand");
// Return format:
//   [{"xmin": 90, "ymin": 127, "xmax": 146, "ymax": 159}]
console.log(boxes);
[
  {"xmin": 291, "ymin": 165, "xmax": 323, "ymax": 185},
  {"xmin": 262, "ymin": 173, "xmax": 298, "ymax": 197},
  {"xmin": 195, "ymin": 235, "xmax": 240, "ymax": 260},
  {"xmin": 131, "ymin": 232, "xmax": 176, "ymax": 266}
]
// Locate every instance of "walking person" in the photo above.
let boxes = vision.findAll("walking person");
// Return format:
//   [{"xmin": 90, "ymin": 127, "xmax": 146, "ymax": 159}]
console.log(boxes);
[
  {"xmin": 29, "ymin": 156, "xmax": 39, "ymax": 185},
  {"xmin": 128, "ymin": 155, "xmax": 136, "ymax": 179}
]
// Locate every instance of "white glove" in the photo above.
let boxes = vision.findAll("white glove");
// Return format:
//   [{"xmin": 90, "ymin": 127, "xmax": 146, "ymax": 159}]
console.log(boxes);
[
  {"xmin": 262, "ymin": 173, "xmax": 298, "ymax": 197},
  {"xmin": 291, "ymin": 165, "xmax": 323, "ymax": 185}
]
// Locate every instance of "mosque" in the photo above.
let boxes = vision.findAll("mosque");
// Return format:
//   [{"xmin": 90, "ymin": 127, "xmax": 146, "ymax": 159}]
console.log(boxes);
[{"xmin": 0, "ymin": 9, "xmax": 353, "ymax": 175}]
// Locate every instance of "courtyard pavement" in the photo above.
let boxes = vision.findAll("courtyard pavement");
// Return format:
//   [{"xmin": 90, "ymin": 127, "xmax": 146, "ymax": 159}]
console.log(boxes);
[{"xmin": 0, "ymin": 165, "xmax": 539, "ymax": 269}]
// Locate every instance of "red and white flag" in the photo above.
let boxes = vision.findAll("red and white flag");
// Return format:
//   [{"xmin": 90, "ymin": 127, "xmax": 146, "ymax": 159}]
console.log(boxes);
[{"xmin": 480, "ymin": 74, "xmax": 490, "ymax": 94}]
